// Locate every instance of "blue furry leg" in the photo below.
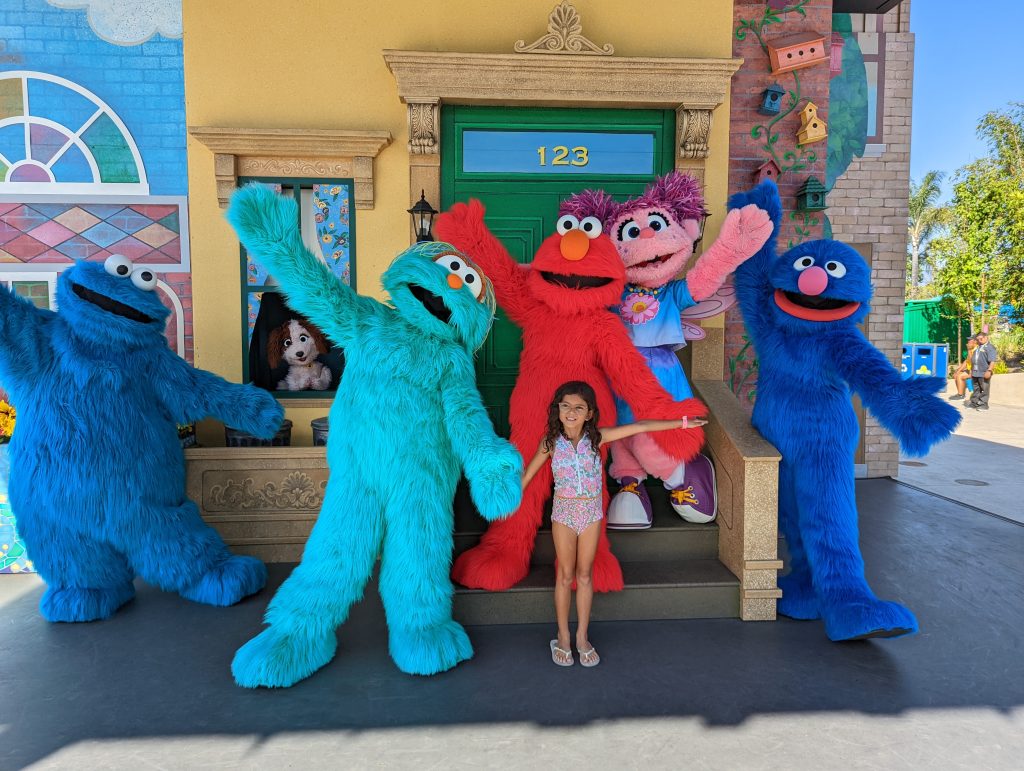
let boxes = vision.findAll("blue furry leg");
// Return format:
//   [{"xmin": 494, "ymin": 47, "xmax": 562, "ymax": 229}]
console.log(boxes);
[
  {"xmin": 378, "ymin": 497, "xmax": 472, "ymax": 675},
  {"xmin": 776, "ymin": 462, "xmax": 820, "ymax": 620},
  {"xmin": 389, "ymin": 620, "xmax": 473, "ymax": 676},
  {"xmin": 40, "ymin": 582, "xmax": 136, "ymax": 623},
  {"xmin": 233, "ymin": 487, "xmax": 384, "ymax": 688},
  {"xmin": 180, "ymin": 555, "xmax": 267, "ymax": 607},
  {"xmin": 792, "ymin": 452, "xmax": 918, "ymax": 641}
]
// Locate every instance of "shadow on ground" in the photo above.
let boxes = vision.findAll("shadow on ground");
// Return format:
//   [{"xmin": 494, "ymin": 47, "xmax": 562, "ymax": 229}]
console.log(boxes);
[{"xmin": 1, "ymin": 479, "xmax": 1022, "ymax": 768}]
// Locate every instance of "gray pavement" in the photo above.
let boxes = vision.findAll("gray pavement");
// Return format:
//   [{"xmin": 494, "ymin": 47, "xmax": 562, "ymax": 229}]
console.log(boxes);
[
  {"xmin": 898, "ymin": 400, "xmax": 1024, "ymax": 524},
  {"xmin": 1, "ymin": 479, "xmax": 1023, "ymax": 770}
]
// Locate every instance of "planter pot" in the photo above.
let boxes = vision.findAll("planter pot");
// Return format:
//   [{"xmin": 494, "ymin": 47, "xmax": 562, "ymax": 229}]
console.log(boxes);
[
  {"xmin": 225, "ymin": 419, "xmax": 293, "ymax": 448},
  {"xmin": 311, "ymin": 417, "xmax": 329, "ymax": 447}
]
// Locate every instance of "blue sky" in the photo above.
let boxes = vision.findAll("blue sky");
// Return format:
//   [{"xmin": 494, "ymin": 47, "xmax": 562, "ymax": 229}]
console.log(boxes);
[{"xmin": 910, "ymin": 0, "xmax": 1024, "ymax": 200}]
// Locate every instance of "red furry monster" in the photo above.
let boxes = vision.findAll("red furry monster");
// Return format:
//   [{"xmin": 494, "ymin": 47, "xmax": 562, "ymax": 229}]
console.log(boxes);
[{"xmin": 435, "ymin": 200, "xmax": 707, "ymax": 592}]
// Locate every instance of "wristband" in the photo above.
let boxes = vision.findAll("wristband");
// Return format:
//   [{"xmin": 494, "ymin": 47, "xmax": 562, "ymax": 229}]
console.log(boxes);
[{"xmin": 682, "ymin": 416, "xmax": 688, "ymax": 429}]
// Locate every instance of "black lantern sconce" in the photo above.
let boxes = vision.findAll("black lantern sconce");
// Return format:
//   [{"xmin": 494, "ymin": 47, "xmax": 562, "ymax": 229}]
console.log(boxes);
[
  {"xmin": 692, "ymin": 212, "xmax": 711, "ymax": 250},
  {"xmin": 407, "ymin": 190, "xmax": 438, "ymax": 242}
]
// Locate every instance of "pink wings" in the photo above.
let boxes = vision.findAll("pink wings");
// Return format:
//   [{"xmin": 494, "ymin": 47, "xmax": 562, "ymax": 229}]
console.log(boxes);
[{"xmin": 681, "ymin": 284, "xmax": 736, "ymax": 341}]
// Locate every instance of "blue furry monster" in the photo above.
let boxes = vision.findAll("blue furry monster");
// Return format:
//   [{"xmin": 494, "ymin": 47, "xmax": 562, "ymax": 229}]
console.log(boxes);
[
  {"xmin": 227, "ymin": 184, "xmax": 522, "ymax": 685},
  {"xmin": 729, "ymin": 180, "xmax": 960, "ymax": 641},
  {"xmin": 0, "ymin": 257, "xmax": 283, "ymax": 622}
]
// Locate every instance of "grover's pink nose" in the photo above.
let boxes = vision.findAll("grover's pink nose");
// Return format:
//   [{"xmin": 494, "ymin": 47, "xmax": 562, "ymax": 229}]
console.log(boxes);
[{"xmin": 797, "ymin": 266, "xmax": 829, "ymax": 296}]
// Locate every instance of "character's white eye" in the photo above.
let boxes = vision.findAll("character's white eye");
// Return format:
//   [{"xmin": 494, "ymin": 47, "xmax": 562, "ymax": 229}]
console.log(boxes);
[
  {"xmin": 618, "ymin": 219, "xmax": 641, "ymax": 242},
  {"xmin": 104, "ymin": 254, "xmax": 133, "ymax": 278},
  {"xmin": 647, "ymin": 213, "xmax": 670, "ymax": 232},
  {"xmin": 283, "ymin": 338, "xmax": 292, "ymax": 348},
  {"xmin": 130, "ymin": 267, "xmax": 157, "ymax": 291},
  {"xmin": 824, "ymin": 260, "xmax": 847, "ymax": 278},
  {"xmin": 793, "ymin": 256, "xmax": 815, "ymax": 271},
  {"xmin": 299, "ymin": 334, "xmax": 309, "ymax": 343},
  {"xmin": 434, "ymin": 254, "xmax": 484, "ymax": 300},
  {"xmin": 556, "ymin": 214, "xmax": 580, "ymax": 235},
  {"xmin": 579, "ymin": 216, "xmax": 603, "ymax": 239}
]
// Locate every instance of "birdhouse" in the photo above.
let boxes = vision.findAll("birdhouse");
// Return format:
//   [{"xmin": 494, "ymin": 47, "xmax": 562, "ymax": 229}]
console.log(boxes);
[
  {"xmin": 797, "ymin": 102, "xmax": 828, "ymax": 145},
  {"xmin": 830, "ymin": 32, "xmax": 845, "ymax": 76},
  {"xmin": 758, "ymin": 84, "xmax": 786, "ymax": 116},
  {"xmin": 753, "ymin": 159, "xmax": 781, "ymax": 185},
  {"xmin": 796, "ymin": 176, "xmax": 828, "ymax": 211},
  {"xmin": 767, "ymin": 32, "xmax": 827, "ymax": 75}
]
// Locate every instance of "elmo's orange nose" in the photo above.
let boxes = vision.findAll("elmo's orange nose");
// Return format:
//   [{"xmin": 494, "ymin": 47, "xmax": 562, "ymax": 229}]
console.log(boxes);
[
  {"xmin": 559, "ymin": 229, "xmax": 590, "ymax": 261},
  {"xmin": 447, "ymin": 274, "xmax": 463, "ymax": 290}
]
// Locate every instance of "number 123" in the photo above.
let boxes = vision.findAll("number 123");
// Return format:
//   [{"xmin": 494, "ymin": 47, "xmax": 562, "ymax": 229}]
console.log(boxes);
[{"xmin": 537, "ymin": 145, "xmax": 589, "ymax": 167}]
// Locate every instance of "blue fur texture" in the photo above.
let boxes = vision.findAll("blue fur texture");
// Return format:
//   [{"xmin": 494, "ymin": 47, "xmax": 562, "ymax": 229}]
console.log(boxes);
[
  {"xmin": 0, "ymin": 260, "xmax": 282, "ymax": 622},
  {"xmin": 226, "ymin": 184, "xmax": 522, "ymax": 685},
  {"xmin": 730, "ymin": 180, "xmax": 960, "ymax": 641}
]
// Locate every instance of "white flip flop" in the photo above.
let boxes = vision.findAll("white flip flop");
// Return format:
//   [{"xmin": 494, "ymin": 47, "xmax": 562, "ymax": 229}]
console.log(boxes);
[{"xmin": 550, "ymin": 639, "xmax": 574, "ymax": 667}]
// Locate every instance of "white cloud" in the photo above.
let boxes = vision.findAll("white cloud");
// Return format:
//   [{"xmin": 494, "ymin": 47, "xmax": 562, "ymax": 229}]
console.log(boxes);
[{"xmin": 47, "ymin": 0, "xmax": 182, "ymax": 46}]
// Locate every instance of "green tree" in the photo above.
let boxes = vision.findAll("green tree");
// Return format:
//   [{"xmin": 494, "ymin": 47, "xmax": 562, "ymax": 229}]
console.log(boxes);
[{"xmin": 907, "ymin": 170, "xmax": 947, "ymax": 299}]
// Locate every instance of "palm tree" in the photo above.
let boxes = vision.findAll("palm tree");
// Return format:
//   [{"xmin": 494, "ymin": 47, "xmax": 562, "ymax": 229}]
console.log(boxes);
[{"xmin": 907, "ymin": 171, "xmax": 948, "ymax": 298}]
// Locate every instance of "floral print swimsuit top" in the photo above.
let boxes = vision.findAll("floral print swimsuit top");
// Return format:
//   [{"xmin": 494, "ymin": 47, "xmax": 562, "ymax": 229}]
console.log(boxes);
[{"xmin": 550, "ymin": 434, "xmax": 604, "ymax": 535}]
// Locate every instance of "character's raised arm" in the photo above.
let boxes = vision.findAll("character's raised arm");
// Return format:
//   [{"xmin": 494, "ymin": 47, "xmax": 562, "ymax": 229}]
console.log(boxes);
[
  {"xmin": 729, "ymin": 180, "xmax": 783, "ymax": 336},
  {"xmin": 832, "ymin": 328, "xmax": 960, "ymax": 457},
  {"xmin": 227, "ymin": 184, "xmax": 382, "ymax": 348},
  {"xmin": 686, "ymin": 203, "xmax": 774, "ymax": 302},
  {"xmin": 596, "ymin": 315, "xmax": 707, "ymax": 463},
  {"xmin": 154, "ymin": 347, "xmax": 283, "ymax": 439},
  {"xmin": 0, "ymin": 284, "xmax": 54, "ymax": 392},
  {"xmin": 434, "ymin": 199, "xmax": 538, "ymax": 325}
]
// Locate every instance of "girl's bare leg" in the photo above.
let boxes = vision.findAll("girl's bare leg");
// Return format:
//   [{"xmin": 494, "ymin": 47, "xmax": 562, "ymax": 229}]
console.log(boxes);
[
  {"xmin": 551, "ymin": 521, "xmax": 577, "ymax": 662},
  {"xmin": 574, "ymin": 519, "xmax": 601, "ymax": 656}
]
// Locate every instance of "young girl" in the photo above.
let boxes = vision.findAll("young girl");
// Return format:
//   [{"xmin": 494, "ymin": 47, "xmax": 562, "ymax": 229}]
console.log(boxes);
[{"xmin": 521, "ymin": 381, "xmax": 707, "ymax": 668}]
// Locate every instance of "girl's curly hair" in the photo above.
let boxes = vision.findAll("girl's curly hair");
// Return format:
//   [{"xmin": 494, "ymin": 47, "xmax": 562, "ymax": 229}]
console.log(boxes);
[{"xmin": 543, "ymin": 381, "xmax": 602, "ymax": 456}]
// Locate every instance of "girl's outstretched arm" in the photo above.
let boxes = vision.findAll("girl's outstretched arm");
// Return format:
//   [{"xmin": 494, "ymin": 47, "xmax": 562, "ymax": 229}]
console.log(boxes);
[
  {"xmin": 599, "ymin": 418, "xmax": 707, "ymax": 447},
  {"xmin": 521, "ymin": 440, "xmax": 551, "ymax": 491},
  {"xmin": 226, "ymin": 184, "xmax": 381, "ymax": 348}
]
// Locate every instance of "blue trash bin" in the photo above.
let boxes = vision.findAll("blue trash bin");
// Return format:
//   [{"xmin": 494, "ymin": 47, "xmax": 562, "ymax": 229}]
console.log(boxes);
[
  {"xmin": 901, "ymin": 345, "xmax": 913, "ymax": 379},
  {"xmin": 907, "ymin": 343, "xmax": 949, "ymax": 379}
]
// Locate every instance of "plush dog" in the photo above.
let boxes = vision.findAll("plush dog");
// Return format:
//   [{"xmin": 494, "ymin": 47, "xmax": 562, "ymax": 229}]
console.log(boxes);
[{"xmin": 268, "ymin": 318, "xmax": 332, "ymax": 391}]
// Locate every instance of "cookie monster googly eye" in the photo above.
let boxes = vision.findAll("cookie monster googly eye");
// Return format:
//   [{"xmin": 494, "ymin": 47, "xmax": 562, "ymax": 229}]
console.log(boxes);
[
  {"xmin": 131, "ymin": 268, "xmax": 158, "ymax": 292},
  {"xmin": 104, "ymin": 254, "xmax": 133, "ymax": 278}
]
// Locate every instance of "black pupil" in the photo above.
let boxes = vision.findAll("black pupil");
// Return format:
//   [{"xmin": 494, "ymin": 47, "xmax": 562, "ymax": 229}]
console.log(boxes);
[
  {"xmin": 803, "ymin": 259, "xmax": 812, "ymax": 267},
  {"xmin": 628, "ymin": 226, "xmax": 639, "ymax": 238},
  {"xmin": 583, "ymin": 222, "xmax": 593, "ymax": 232},
  {"xmin": 449, "ymin": 261, "xmax": 460, "ymax": 270},
  {"xmin": 117, "ymin": 265, "xmax": 129, "ymax": 275},
  {"xmin": 651, "ymin": 221, "xmax": 662, "ymax": 231},
  {"xmin": 141, "ymin": 271, "xmax": 152, "ymax": 281},
  {"xmin": 827, "ymin": 263, "xmax": 837, "ymax": 271},
  {"xmin": 465, "ymin": 275, "xmax": 475, "ymax": 284}
]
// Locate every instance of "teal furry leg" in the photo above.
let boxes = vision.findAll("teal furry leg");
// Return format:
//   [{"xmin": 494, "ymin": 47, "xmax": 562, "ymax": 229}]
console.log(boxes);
[
  {"xmin": 379, "ymin": 496, "xmax": 472, "ymax": 675},
  {"xmin": 233, "ymin": 486, "xmax": 384, "ymax": 688}
]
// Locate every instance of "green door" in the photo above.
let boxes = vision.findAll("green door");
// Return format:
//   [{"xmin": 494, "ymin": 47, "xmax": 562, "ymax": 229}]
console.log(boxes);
[{"xmin": 441, "ymin": 106, "xmax": 677, "ymax": 436}]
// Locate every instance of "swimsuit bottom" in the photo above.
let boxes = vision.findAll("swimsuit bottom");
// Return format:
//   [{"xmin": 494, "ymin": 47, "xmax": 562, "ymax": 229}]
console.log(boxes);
[{"xmin": 551, "ymin": 495, "xmax": 604, "ymax": 536}]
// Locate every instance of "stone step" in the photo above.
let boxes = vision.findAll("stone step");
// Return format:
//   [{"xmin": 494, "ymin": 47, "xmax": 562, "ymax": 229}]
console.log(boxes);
[{"xmin": 453, "ymin": 559, "xmax": 739, "ymax": 626}]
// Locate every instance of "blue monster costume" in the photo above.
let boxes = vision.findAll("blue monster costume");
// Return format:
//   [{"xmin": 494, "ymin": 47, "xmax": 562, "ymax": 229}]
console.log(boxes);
[
  {"xmin": 0, "ymin": 256, "xmax": 283, "ymax": 622},
  {"xmin": 227, "ymin": 185, "xmax": 522, "ymax": 685},
  {"xmin": 730, "ymin": 180, "xmax": 960, "ymax": 641}
]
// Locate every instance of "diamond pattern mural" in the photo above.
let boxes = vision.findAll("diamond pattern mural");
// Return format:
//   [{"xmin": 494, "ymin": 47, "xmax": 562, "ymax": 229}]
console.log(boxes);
[{"xmin": 0, "ymin": 201, "xmax": 186, "ymax": 265}]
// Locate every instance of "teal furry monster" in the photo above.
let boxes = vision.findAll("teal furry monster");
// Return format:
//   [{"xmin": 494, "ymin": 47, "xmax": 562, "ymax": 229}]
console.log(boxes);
[{"xmin": 227, "ymin": 185, "xmax": 522, "ymax": 685}]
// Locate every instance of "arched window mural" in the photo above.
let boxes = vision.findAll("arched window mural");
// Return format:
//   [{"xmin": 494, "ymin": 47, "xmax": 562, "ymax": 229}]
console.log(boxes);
[{"xmin": 0, "ymin": 71, "xmax": 148, "ymax": 195}]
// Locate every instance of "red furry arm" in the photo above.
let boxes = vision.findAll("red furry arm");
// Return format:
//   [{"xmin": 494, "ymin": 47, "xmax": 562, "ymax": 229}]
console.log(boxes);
[
  {"xmin": 595, "ymin": 316, "xmax": 707, "ymax": 462},
  {"xmin": 435, "ymin": 199, "xmax": 536, "ymax": 324},
  {"xmin": 686, "ymin": 204, "xmax": 774, "ymax": 301}
]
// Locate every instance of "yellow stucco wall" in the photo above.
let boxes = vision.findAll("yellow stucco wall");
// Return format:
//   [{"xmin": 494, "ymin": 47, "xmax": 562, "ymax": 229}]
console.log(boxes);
[{"xmin": 183, "ymin": 0, "xmax": 735, "ymax": 444}]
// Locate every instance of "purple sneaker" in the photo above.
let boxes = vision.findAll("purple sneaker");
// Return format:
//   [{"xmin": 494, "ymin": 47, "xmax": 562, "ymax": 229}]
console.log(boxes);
[
  {"xmin": 607, "ymin": 477, "xmax": 653, "ymax": 530},
  {"xmin": 669, "ymin": 454, "xmax": 718, "ymax": 523}
]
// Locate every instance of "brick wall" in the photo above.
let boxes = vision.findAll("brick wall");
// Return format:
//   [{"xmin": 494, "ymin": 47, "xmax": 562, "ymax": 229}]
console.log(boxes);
[
  {"xmin": 828, "ymin": 2, "xmax": 913, "ymax": 477},
  {"xmin": 0, "ymin": 0, "xmax": 186, "ymax": 196},
  {"xmin": 726, "ymin": 1, "xmax": 833, "ymax": 402}
]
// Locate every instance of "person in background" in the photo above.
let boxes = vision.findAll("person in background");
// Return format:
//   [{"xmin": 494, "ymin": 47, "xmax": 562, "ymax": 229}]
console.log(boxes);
[
  {"xmin": 949, "ymin": 336, "xmax": 978, "ymax": 401},
  {"xmin": 966, "ymin": 331, "xmax": 998, "ymax": 410}
]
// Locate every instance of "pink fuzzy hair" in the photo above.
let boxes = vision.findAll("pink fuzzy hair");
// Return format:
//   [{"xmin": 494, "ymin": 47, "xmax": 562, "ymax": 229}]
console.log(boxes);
[
  {"xmin": 559, "ymin": 189, "xmax": 621, "ymax": 234},
  {"xmin": 626, "ymin": 171, "xmax": 708, "ymax": 225}
]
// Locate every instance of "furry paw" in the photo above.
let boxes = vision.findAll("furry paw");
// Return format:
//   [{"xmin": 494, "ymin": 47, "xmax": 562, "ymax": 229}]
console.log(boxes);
[
  {"xmin": 467, "ymin": 441, "xmax": 523, "ymax": 521},
  {"xmin": 721, "ymin": 203, "xmax": 775, "ymax": 260},
  {"xmin": 180, "ymin": 555, "xmax": 267, "ymax": 607},
  {"xmin": 452, "ymin": 542, "xmax": 529, "ymax": 591},
  {"xmin": 233, "ymin": 386, "xmax": 285, "ymax": 440},
  {"xmin": 434, "ymin": 199, "xmax": 487, "ymax": 244},
  {"xmin": 226, "ymin": 183, "xmax": 300, "ymax": 248},
  {"xmin": 822, "ymin": 597, "xmax": 918, "ymax": 641},
  {"xmin": 232, "ymin": 626, "xmax": 337, "ymax": 688},
  {"xmin": 388, "ymin": 620, "xmax": 473, "ymax": 675},
  {"xmin": 893, "ymin": 376, "xmax": 961, "ymax": 456},
  {"xmin": 777, "ymin": 572, "xmax": 821, "ymax": 620},
  {"xmin": 591, "ymin": 545, "xmax": 624, "ymax": 593},
  {"xmin": 40, "ymin": 582, "xmax": 135, "ymax": 623}
]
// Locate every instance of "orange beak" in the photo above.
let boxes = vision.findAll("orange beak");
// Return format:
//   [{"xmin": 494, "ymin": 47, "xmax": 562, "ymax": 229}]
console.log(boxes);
[{"xmin": 559, "ymin": 230, "xmax": 590, "ymax": 261}]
